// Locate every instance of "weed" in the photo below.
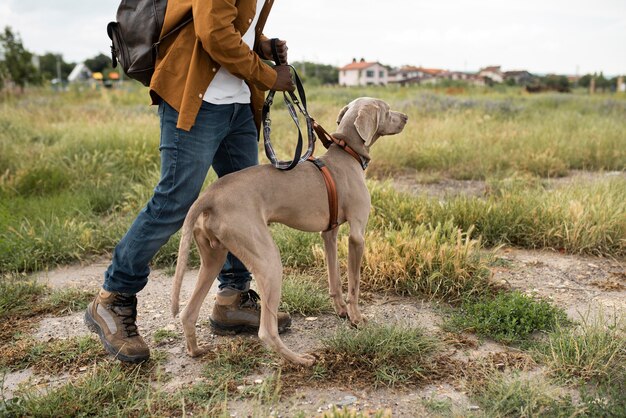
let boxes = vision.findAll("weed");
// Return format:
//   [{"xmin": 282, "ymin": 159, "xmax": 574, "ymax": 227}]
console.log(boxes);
[
  {"xmin": 0, "ymin": 279, "xmax": 46, "ymax": 318},
  {"xmin": 0, "ymin": 280, "xmax": 92, "ymax": 319},
  {"xmin": 422, "ymin": 395, "xmax": 453, "ymax": 415},
  {"xmin": 0, "ymin": 280, "xmax": 93, "ymax": 342},
  {"xmin": 176, "ymin": 338, "xmax": 282, "ymax": 415},
  {"xmin": 537, "ymin": 311, "xmax": 625, "ymax": 384},
  {"xmin": 471, "ymin": 372, "xmax": 577, "ymax": 418},
  {"xmin": 319, "ymin": 323, "xmax": 438, "ymax": 387},
  {"xmin": 41, "ymin": 287, "xmax": 93, "ymax": 315},
  {"xmin": 579, "ymin": 378, "xmax": 626, "ymax": 417},
  {"xmin": 152, "ymin": 329, "xmax": 179, "ymax": 345},
  {"xmin": 446, "ymin": 291, "xmax": 568, "ymax": 344},
  {"xmin": 321, "ymin": 407, "xmax": 392, "ymax": 418},
  {"xmin": 360, "ymin": 221, "xmax": 494, "ymax": 303},
  {"xmin": 1, "ymin": 335, "xmax": 105, "ymax": 374},
  {"xmin": 280, "ymin": 273, "xmax": 332, "ymax": 316},
  {"xmin": 1, "ymin": 361, "xmax": 156, "ymax": 416}
]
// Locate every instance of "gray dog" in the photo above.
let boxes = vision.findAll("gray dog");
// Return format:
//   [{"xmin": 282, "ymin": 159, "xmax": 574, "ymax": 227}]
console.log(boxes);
[{"xmin": 172, "ymin": 97, "xmax": 408, "ymax": 365}]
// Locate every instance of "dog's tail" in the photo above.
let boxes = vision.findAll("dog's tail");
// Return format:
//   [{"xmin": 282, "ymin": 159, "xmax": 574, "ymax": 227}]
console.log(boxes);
[{"xmin": 171, "ymin": 199, "xmax": 206, "ymax": 318}]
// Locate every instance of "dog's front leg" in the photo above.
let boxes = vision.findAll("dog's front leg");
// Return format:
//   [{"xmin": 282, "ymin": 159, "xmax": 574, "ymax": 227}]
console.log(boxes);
[
  {"xmin": 346, "ymin": 223, "xmax": 366, "ymax": 326},
  {"xmin": 322, "ymin": 228, "xmax": 348, "ymax": 318}
]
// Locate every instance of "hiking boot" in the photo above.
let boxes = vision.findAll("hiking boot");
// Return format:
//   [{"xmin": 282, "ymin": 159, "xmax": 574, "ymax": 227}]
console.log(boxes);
[
  {"xmin": 210, "ymin": 289, "xmax": 292, "ymax": 335},
  {"xmin": 84, "ymin": 288, "xmax": 150, "ymax": 363}
]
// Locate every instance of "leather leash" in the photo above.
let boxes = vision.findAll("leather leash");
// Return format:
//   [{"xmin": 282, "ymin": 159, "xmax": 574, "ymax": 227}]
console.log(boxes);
[
  {"xmin": 262, "ymin": 40, "xmax": 315, "ymax": 170},
  {"xmin": 263, "ymin": 39, "xmax": 368, "ymax": 231}
]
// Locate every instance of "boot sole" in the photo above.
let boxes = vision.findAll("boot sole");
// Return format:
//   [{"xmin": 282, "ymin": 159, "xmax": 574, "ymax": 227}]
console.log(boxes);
[
  {"xmin": 209, "ymin": 317, "xmax": 292, "ymax": 336},
  {"xmin": 84, "ymin": 308, "xmax": 150, "ymax": 364}
]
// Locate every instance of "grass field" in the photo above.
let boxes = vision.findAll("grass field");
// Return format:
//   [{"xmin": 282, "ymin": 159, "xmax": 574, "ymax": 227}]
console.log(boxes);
[{"xmin": 1, "ymin": 84, "xmax": 625, "ymax": 416}]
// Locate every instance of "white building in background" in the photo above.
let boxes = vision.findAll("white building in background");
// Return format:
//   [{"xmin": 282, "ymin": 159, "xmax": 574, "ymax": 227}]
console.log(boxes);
[
  {"xmin": 339, "ymin": 58, "xmax": 388, "ymax": 86},
  {"xmin": 478, "ymin": 65, "xmax": 504, "ymax": 84},
  {"xmin": 68, "ymin": 62, "xmax": 92, "ymax": 83}
]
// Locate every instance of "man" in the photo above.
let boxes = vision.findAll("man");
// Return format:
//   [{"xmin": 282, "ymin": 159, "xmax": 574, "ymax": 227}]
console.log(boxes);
[{"xmin": 85, "ymin": 0, "xmax": 294, "ymax": 363}]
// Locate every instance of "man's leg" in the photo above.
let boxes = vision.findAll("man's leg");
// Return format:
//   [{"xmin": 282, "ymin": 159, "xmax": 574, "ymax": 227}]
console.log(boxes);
[
  {"xmin": 87, "ymin": 101, "xmax": 235, "ymax": 362},
  {"xmin": 209, "ymin": 103, "xmax": 291, "ymax": 335}
]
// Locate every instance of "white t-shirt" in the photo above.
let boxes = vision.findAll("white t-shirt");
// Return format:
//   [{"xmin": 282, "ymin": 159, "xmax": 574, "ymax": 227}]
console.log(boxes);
[{"xmin": 203, "ymin": 0, "xmax": 265, "ymax": 105}]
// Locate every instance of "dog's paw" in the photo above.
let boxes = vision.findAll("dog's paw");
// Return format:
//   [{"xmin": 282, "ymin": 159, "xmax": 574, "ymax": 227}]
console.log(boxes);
[
  {"xmin": 349, "ymin": 316, "xmax": 367, "ymax": 328},
  {"xmin": 293, "ymin": 353, "xmax": 316, "ymax": 367},
  {"xmin": 186, "ymin": 344, "xmax": 209, "ymax": 358},
  {"xmin": 335, "ymin": 308, "xmax": 349, "ymax": 319}
]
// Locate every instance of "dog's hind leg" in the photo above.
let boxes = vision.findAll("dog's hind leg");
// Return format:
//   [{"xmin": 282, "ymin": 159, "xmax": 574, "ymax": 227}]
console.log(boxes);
[
  {"xmin": 321, "ymin": 228, "xmax": 348, "ymax": 318},
  {"xmin": 346, "ymin": 221, "xmax": 366, "ymax": 326},
  {"xmin": 238, "ymin": 229, "xmax": 316, "ymax": 366},
  {"xmin": 181, "ymin": 233, "xmax": 227, "ymax": 357}
]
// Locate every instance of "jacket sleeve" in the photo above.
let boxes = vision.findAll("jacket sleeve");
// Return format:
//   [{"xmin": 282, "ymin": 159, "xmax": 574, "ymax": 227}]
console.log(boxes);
[
  {"xmin": 255, "ymin": 34, "xmax": 270, "ymax": 59},
  {"xmin": 192, "ymin": 0, "xmax": 277, "ymax": 90}
]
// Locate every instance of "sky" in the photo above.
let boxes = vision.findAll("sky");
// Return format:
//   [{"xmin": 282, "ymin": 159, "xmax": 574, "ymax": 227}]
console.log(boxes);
[{"xmin": 0, "ymin": 0, "xmax": 624, "ymax": 76}]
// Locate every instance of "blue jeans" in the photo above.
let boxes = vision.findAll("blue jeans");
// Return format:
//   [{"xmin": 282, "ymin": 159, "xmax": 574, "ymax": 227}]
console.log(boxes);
[{"xmin": 103, "ymin": 100, "xmax": 258, "ymax": 294}]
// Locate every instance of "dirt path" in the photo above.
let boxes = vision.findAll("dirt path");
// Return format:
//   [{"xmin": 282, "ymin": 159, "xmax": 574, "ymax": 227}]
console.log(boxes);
[
  {"xmin": 3, "ymin": 246, "xmax": 623, "ymax": 416},
  {"xmin": 388, "ymin": 170, "xmax": 626, "ymax": 200}
]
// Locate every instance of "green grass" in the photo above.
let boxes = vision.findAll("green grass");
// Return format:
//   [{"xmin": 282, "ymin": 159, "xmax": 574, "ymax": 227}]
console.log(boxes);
[
  {"xmin": 538, "ymin": 311, "xmax": 625, "ymax": 384},
  {"xmin": 446, "ymin": 291, "xmax": 568, "ymax": 344},
  {"xmin": 0, "ymin": 279, "xmax": 47, "ymax": 318},
  {"xmin": 0, "ymin": 360, "xmax": 175, "ymax": 417},
  {"xmin": 1, "ymin": 345, "xmax": 274, "ymax": 417},
  {"xmin": 280, "ymin": 273, "xmax": 333, "ymax": 316},
  {"xmin": 318, "ymin": 408, "xmax": 391, "ymax": 418},
  {"xmin": 1, "ymin": 335, "xmax": 105, "ymax": 373},
  {"xmin": 152, "ymin": 329, "xmax": 179, "ymax": 345},
  {"xmin": 471, "ymin": 373, "xmax": 577, "ymax": 418},
  {"xmin": 421, "ymin": 395, "xmax": 453, "ymax": 415},
  {"xmin": 182, "ymin": 337, "xmax": 280, "ymax": 415},
  {"xmin": 534, "ymin": 312, "xmax": 626, "ymax": 417},
  {"xmin": 0, "ymin": 279, "xmax": 92, "ymax": 320},
  {"xmin": 2, "ymin": 86, "xmax": 625, "ymax": 275},
  {"xmin": 318, "ymin": 323, "xmax": 438, "ymax": 387},
  {"xmin": 0, "ymin": 280, "xmax": 93, "ymax": 345},
  {"xmin": 370, "ymin": 177, "xmax": 626, "ymax": 258}
]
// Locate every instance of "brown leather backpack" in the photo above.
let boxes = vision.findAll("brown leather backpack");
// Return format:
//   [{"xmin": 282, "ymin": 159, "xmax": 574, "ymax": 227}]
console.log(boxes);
[{"xmin": 107, "ymin": 0, "xmax": 192, "ymax": 86}]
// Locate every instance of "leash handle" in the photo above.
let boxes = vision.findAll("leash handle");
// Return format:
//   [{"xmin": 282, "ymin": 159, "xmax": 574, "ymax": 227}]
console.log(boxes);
[
  {"xmin": 263, "ymin": 61, "xmax": 315, "ymax": 170},
  {"xmin": 270, "ymin": 38, "xmax": 285, "ymax": 65}
]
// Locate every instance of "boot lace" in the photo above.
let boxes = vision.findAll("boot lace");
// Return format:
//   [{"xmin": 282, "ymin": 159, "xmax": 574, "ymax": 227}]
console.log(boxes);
[
  {"xmin": 239, "ymin": 289, "xmax": 261, "ymax": 311},
  {"xmin": 111, "ymin": 294, "xmax": 139, "ymax": 338}
]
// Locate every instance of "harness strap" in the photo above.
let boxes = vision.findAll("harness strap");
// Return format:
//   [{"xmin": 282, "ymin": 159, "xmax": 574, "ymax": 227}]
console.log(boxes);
[
  {"xmin": 307, "ymin": 157, "xmax": 339, "ymax": 231},
  {"xmin": 312, "ymin": 121, "xmax": 369, "ymax": 170}
]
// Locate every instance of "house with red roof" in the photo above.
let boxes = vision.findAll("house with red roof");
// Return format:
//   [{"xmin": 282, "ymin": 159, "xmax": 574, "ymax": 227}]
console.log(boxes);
[
  {"xmin": 339, "ymin": 58, "xmax": 389, "ymax": 86},
  {"xmin": 478, "ymin": 66, "xmax": 504, "ymax": 84}
]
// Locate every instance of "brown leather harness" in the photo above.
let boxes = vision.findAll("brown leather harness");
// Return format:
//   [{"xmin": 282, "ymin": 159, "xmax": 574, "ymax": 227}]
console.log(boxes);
[{"xmin": 308, "ymin": 122, "xmax": 368, "ymax": 231}]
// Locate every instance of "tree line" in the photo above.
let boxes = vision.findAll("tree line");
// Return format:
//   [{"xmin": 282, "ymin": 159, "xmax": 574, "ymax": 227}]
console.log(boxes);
[
  {"xmin": 0, "ymin": 26, "xmax": 118, "ymax": 92},
  {"xmin": 0, "ymin": 25, "xmax": 622, "ymax": 93},
  {"xmin": 0, "ymin": 26, "xmax": 340, "ymax": 92}
]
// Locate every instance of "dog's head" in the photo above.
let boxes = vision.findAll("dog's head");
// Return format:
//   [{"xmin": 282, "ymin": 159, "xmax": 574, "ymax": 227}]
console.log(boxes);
[{"xmin": 336, "ymin": 97, "xmax": 408, "ymax": 149}]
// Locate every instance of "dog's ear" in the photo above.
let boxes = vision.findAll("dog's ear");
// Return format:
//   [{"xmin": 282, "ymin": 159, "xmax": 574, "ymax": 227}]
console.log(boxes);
[
  {"xmin": 336, "ymin": 105, "xmax": 350, "ymax": 125},
  {"xmin": 354, "ymin": 104, "xmax": 380, "ymax": 146}
]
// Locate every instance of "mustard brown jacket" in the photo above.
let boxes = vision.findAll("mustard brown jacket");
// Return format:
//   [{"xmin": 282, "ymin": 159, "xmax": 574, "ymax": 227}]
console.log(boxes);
[{"xmin": 149, "ymin": 0, "xmax": 278, "ymax": 132}]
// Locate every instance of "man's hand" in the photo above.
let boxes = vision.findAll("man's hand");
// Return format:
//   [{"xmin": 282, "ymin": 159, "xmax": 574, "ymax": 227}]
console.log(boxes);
[
  {"xmin": 260, "ymin": 38, "xmax": 288, "ymax": 65},
  {"xmin": 272, "ymin": 65, "xmax": 295, "ymax": 91}
]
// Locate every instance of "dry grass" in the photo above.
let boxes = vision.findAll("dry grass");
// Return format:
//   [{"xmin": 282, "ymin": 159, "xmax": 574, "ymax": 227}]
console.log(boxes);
[{"xmin": 359, "ymin": 222, "xmax": 494, "ymax": 303}]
